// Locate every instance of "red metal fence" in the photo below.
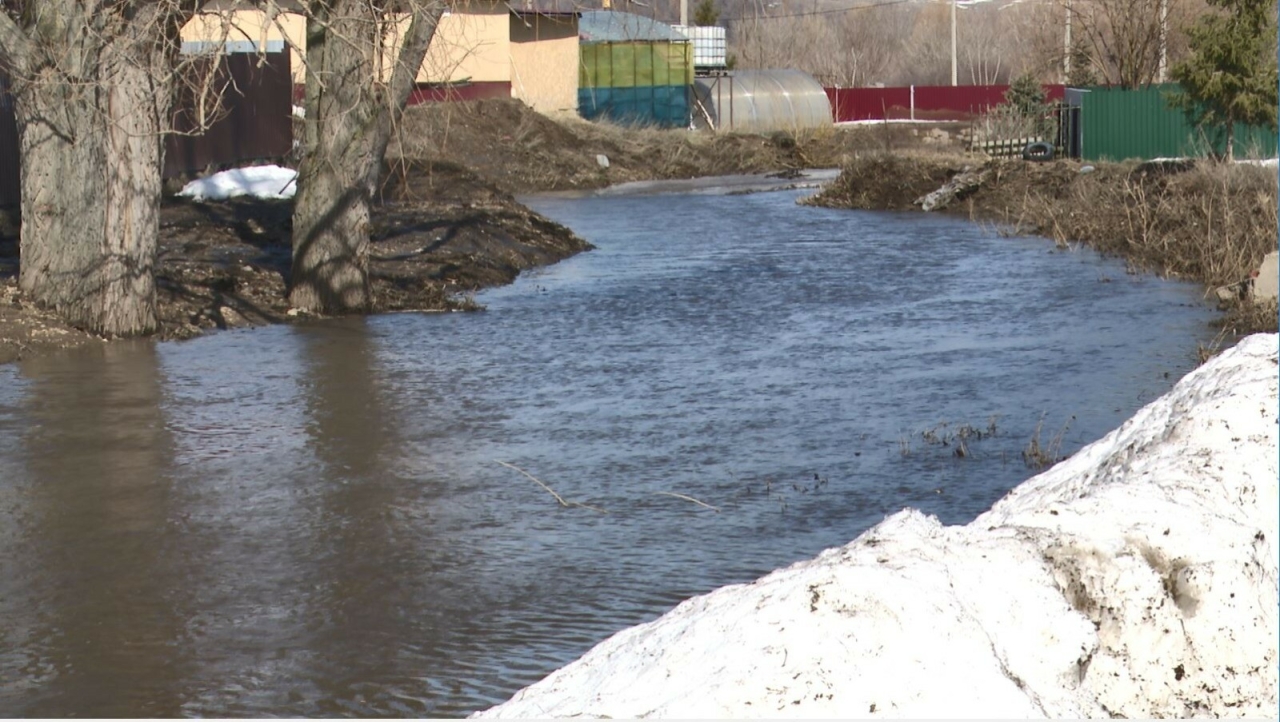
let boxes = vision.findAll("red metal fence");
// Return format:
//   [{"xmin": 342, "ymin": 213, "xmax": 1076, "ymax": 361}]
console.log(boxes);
[
  {"xmin": 0, "ymin": 51, "xmax": 293, "ymax": 207},
  {"xmin": 825, "ymin": 84, "xmax": 1067, "ymax": 123}
]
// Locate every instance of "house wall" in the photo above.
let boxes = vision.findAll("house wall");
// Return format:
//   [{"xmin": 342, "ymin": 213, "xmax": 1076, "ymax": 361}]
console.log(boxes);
[
  {"xmin": 181, "ymin": 3, "xmax": 512, "ymax": 87},
  {"xmin": 181, "ymin": 10, "xmax": 307, "ymax": 83},
  {"xmin": 417, "ymin": 6, "xmax": 511, "ymax": 84},
  {"xmin": 509, "ymin": 14, "xmax": 579, "ymax": 116}
]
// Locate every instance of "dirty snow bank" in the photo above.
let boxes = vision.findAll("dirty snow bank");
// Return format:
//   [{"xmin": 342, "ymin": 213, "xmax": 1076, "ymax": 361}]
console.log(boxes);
[
  {"xmin": 478, "ymin": 334, "xmax": 1279, "ymax": 719},
  {"xmin": 176, "ymin": 165, "xmax": 297, "ymax": 201}
]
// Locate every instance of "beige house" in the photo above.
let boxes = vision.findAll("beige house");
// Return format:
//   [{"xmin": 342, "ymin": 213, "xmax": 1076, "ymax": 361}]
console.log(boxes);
[
  {"xmin": 181, "ymin": 0, "xmax": 581, "ymax": 116},
  {"xmin": 509, "ymin": 10, "xmax": 579, "ymax": 115}
]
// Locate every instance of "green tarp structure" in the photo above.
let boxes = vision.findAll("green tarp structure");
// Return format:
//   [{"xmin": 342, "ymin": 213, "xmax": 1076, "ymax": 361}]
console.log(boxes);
[
  {"xmin": 1080, "ymin": 84, "xmax": 1278, "ymax": 161},
  {"xmin": 577, "ymin": 11, "xmax": 692, "ymax": 127},
  {"xmin": 579, "ymin": 42, "xmax": 692, "ymax": 127},
  {"xmin": 579, "ymin": 42, "xmax": 693, "ymax": 88}
]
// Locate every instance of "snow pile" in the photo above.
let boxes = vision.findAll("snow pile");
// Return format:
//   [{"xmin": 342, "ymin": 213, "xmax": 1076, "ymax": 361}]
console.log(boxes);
[
  {"xmin": 176, "ymin": 165, "xmax": 297, "ymax": 202},
  {"xmin": 477, "ymin": 334, "xmax": 1279, "ymax": 719}
]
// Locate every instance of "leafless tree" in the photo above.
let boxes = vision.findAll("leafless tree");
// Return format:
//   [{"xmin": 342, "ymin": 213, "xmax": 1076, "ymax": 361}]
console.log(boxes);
[
  {"xmin": 827, "ymin": 8, "xmax": 914, "ymax": 87},
  {"xmin": 0, "ymin": 1, "xmax": 217, "ymax": 336},
  {"xmin": 901, "ymin": 3, "xmax": 950, "ymax": 85},
  {"xmin": 1069, "ymin": 0, "xmax": 1196, "ymax": 86},
  {"xmin": 958, "ymin": 4, "xmax": 1008, "ymax": 85},
  {"xmin": 288, "ymin": 0, "xmax": 446, "ymax": 314},
  {"xmin": 730, "ymin": 3, "xmax": 913, "ymax": 87},
  {"xmin": 1002, "ymin": 2, "xmax": 1069, "ymax": 82}
]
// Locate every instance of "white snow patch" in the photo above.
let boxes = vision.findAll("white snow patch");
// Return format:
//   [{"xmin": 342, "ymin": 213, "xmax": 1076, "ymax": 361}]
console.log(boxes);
[
  {"xmin": 836, "ymin": 119, "xmax": 957, "ymax": 126},
  {"xmin": 177, "ymin": 165, "xmax": 297, "ymax": 202},
  {"xmin": 477, "ymin": 334, "xmax": 1280, "ymax": 719},
  {"xmin": 1147, "ymin": 156, "xmax": 1278, "ymax": 169}
]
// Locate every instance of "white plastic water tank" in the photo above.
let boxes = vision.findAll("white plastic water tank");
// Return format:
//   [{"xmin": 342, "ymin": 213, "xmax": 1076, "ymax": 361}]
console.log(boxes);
[{"xmin": 672, "ymin": 25, "xmax": 726, "ymax": 69}]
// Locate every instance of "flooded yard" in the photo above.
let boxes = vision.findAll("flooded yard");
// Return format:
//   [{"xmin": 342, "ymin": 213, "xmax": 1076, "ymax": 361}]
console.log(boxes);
[{"xmin": 0, "ymin": 186, "xmax": 1218, "ymax": 716}]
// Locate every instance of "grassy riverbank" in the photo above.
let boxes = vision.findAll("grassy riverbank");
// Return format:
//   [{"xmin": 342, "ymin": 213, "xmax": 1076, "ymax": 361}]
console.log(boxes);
[{"xmin": 805, "ymin": 153, "xmax": 1279, "ymax": 335}]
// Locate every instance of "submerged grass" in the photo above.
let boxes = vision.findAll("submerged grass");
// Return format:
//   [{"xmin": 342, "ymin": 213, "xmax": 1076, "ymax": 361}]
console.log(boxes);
[{"xmin": 1023, "ymin": 414, "xmax": 1075, "ymax": 470}]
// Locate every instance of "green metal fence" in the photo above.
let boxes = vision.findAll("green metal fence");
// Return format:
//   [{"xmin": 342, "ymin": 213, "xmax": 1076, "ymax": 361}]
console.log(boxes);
[{"xmin": 1080, "ymin": 84, "xmax": 1278, "ymax": 161}]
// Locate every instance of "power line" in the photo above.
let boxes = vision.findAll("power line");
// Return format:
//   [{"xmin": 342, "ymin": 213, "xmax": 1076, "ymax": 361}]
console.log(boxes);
[{"xmin": 720, "ymin": 0, "xmax": 915, "ymax": 21}]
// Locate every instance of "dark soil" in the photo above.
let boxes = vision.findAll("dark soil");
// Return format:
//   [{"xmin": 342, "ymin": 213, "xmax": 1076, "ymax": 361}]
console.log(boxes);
[
  {"xmin": 799, "ymin": 153, "xmax": 959, "ymax": 211},
  {"xmin": 0, "ymin": 160, "xmax": 590, "ymax": 363},
  {"xmin": 154, "ymin": 159, "xmax": 589, "ymax": 337}
]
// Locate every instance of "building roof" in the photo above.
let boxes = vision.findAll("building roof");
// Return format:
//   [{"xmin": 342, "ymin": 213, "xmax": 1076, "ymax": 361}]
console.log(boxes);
[
  {"xmin": 508, "ymin": 0, "xmax": 587, "ymax": 13},
  {"xmin": 578, "ymin": 10, "xmax": 689, "ymax": 43},
  {"xmin": 508, "ymin": 0, "xmax": 659, "ymax": 14}
]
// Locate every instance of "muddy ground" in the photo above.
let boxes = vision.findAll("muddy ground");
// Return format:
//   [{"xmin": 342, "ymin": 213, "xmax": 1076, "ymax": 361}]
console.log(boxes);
[
  {"xmin": 0, "ymin": 160, "xmax": 591, "ymax": 363},
  {"xmin": 0, "ymin": 99, "xmax": 962, "ymax": 363}
]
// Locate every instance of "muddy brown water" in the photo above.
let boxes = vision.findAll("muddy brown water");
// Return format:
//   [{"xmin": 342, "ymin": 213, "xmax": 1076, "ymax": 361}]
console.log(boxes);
[{"xmin": 0, "ymin": 185, "xmax": 1218, "ymax": 717}]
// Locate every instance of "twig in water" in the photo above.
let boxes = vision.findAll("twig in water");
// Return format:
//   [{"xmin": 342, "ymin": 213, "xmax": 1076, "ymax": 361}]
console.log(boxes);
[
  {"xmin": 496, "ymin": 460, "xmax": 608, "ymax": 514},
  {"xmin": 655, "ymin": 491, "xmax": 720, "ymax": 513},
  {"xmin": 497, "ymin": 460, "xmax": 567, "ymax": 505}
]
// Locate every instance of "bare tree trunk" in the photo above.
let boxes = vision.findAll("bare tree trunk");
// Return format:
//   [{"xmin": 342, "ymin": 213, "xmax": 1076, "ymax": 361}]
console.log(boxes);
[
  {"xmin": 17, "ymin": 48, "xmax": 167, "ymax": 336},
  {"xmin": 289, "ymin": 0, "xmax": 443, "ymax": 314},
  {"xmin": 4, "ymin": 3, "xmax": 180, "ymax": 337}
]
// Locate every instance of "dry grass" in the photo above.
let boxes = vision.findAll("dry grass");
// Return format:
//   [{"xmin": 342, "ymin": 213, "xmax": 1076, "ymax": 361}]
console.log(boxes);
[
  {"xmin": 810, "ymin": 156, "xmax": 1279, "ymax": 332},
  {"xmin": 1018, "ymin": 161, "xmax": 1279, "ymax": 289},
  {"xmin": 1216, "ymin": 298, "xmax": 1279, "ymax": 336},
  {"xmin": 802, "ymin": 152, "xmax": 968, "ymax": 211},
  {"xmin": 1022, "ymin": 414, "xmax": 1074, "ymax": 469},
  {"xmin": 386, "ymin": 98, "xmax": 965, "ymax": 195}
]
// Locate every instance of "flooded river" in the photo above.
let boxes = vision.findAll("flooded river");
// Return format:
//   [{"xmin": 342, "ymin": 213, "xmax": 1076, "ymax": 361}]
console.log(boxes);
[{"xmin": 0, "ymin": 186, "xmax": 1218, "ymax": 716}]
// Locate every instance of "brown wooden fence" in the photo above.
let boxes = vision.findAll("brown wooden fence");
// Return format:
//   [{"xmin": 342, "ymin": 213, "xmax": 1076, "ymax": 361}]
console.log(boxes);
[
  {"xmin": 166, "ymin": 51, "xmax": 293, "ymax": 179},
  {"xmin": 0, "ymin": 51, "xmax": 293, "ymax": 208},
  {"xmin": 0, "ymin": 76, "xmax": 18, "ymax": 209}
]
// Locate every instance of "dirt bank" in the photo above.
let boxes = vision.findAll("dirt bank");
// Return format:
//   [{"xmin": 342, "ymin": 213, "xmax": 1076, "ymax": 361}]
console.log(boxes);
[
  {"xmin": 805, "ymin": 154, "xmax": 1279, "ymax": 334},
  {"xmin": 389, "ymin": 99, "xmax": 965, "ymax": 194},
  {"xmin": 0, "ymin": 160, "xmax": 590, "ymax": 364}
]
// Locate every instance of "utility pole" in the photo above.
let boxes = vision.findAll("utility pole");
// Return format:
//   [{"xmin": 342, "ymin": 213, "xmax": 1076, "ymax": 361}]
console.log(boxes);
[
  {"xmin": 1157, "ymin": 0, "xmax": 1168, "ymax": 82},
  {"xmin": 681, "ymin": 0, "xmax": 688, "ymax": 27},
  {"xmin": 1063, "ymin": 0, "xmax": 1072, "ymax": 83},
  {"xmin": 950, "ymin": 0, "xmax": 957, "ymax": 86}
]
